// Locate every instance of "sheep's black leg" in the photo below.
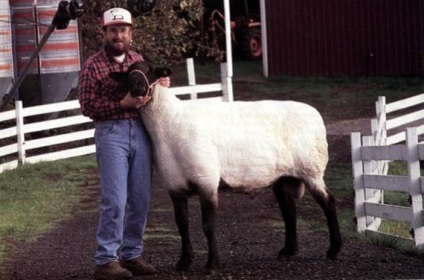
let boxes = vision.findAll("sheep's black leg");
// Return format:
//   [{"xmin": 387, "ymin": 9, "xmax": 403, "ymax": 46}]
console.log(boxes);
[
  {"xmin": 170, "ymin": 193, "xmax": 193, "ymax": 271},
  {"xmin": 308, "ymin": 187, "xmax": 342, "ymax": 259},
  {"xmin": 272, "ymin": 177, "xmax": 300, "ymax": 259},
  {"xmin": 199, "ymin": 195, "xmax": 219, "ymax": 275}
]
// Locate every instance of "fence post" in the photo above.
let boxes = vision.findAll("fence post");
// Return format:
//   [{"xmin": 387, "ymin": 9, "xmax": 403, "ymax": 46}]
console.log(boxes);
[
  {"xmin": 351, "ymin": 132, "xmax": 367, "ymax": 232},
  {"xmin": 373, "ymin": 98, "xmax": 380, "ymax": 143},
  {"xmin": 220, "ymin": 62, "xmax": 233, "ymax": 102},
  {"xmin": 362, "ymin": 135, "xmax": 382, "ymax": 230},
  {"xmin": 15, "ymin": 101, "xmax": 26, "ymax": 164},
  {"xmin": 375, "ymin": 96, "xmax": 389, "ymax": 175},
  {"xmin": 377, "ymin": 96, "xmax": 387, "ymax": 145},
  {"xmin": 371, "ymin": 118, "xmax": 388, "ymax": 175},
  {"xmin": 406, "ymin": 128, "xmax": 424, "ymax": 246},
  {"xmin": 186, "ymin": 58, "xmax": 198, "ymax": 100}
]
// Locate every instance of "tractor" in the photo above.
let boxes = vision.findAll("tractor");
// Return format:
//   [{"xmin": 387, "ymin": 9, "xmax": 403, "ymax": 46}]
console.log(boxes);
[{"xmin": 205, "ymin": 0, "xmax": 262, "ymax": 60}]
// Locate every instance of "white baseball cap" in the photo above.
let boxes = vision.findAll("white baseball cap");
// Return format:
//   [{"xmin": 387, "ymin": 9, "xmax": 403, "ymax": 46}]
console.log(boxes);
[{"xmin": 102, "ymin": 8, "xmax": 133, "ymax": 27}]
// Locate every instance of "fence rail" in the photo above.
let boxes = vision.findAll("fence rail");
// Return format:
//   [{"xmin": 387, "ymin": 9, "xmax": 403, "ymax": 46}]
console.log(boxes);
[
  {"xmin": 0, "ymin": 60, "xmax": 232, "ymax": 174},
  {"xmin": 0, "ymin": 99, "xmax": 95, "ymax": 173},
  {"xmin": 373, "ymin": 93, "xmax": 424, "ymax": 146},
  {"xmin": 351, "ymin": 93, "xmax": 424, "ymax": 247}
]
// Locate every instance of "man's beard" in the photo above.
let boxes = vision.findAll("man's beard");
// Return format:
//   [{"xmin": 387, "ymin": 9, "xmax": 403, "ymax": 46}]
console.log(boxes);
[{"xmin": 105, "ymin": 40, "xmax": 129, "ymax": 56}]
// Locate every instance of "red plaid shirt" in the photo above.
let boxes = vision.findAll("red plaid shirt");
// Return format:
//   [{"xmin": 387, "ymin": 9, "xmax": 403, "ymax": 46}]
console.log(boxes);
[{"xmin": 78, "ymin": 49, "xmax": 143, "ymax": 122}]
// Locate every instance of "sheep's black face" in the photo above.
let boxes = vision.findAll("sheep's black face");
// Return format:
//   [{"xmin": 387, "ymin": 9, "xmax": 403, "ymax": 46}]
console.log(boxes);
[
  {"xmin": 127, "ymin": 62, "xmax": 153, "ymax": 98},
  {"xmin": 109, "ymin": 61, "xmax": 172, "ymax": 97},
  {"xmin": 128, "ymin": 70, "xmax": 148, "ymax": 98}
]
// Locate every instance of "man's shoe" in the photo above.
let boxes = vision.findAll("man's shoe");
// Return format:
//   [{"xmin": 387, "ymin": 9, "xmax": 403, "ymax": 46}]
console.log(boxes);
[
  {"xmin": 120, "ymin": 257, "xmax": 157, "ymax": 275},
  {"xmin": 93, "ymin": 261, "xmax": 133, "ymax": 280}
]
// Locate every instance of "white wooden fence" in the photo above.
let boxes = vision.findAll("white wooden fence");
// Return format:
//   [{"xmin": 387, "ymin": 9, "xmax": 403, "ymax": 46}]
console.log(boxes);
[
  {"xmin": 0, "ymin": 100, "xmax": 95, "ymax": 173},
  {"xmin": 0, "ymin": 60, "xmax": 233, "ymax": 174},
  {"xmin": 351, "ymin": 93, "xmax": 424, "ymax": 247}
]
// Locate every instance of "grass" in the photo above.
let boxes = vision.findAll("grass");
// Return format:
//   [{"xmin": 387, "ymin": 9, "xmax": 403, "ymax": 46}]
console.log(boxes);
[
  {"xmin": 144, "ymin": 226, "xmax": 181, "ymax": 242},
  {"xmin": 1, "ymin": 60, "xmax": 424, "ymax": 269},
  {"xmin": 0, "ymin": 155, "xmax": 96, "ymax": 268},
  {"xmin": 325, "ymin": 162, "xmax": 357, "ymax": 235},
  {"xmin": 296, "ymin": 161, "xmax": 358, "ymax": 237},
  {"xmin": 377, "ymin": 161, "xmax": 424, "ymax": 244}
]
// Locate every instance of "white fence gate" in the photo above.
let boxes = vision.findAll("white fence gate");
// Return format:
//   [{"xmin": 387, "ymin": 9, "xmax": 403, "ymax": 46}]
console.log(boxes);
[
  {"xmin": 0, "ymin": 60, "xmax": 233, "ymax": 174},
  {"xmin": 351, "ymin": 93, "xmax": 424, "ymax": 247}
]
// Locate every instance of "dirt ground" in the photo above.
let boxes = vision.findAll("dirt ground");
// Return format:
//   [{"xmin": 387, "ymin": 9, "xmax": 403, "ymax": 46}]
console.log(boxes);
[{"xmin": 3, "ymin": 79, "xmax": 424, "ymax": 280}]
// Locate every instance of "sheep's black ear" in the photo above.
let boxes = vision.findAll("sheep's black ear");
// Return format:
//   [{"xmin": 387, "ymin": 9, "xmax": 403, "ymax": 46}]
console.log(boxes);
[
  {"xmin": 109, "ymin": 71, "xmax": 129, "ymax": 82},
  {"xmin": 154, "ymin": 67, "xmax": 173, "ymax": 78}
]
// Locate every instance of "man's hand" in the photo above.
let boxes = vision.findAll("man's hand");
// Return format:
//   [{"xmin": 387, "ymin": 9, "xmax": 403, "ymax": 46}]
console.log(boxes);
[
  {"xmin": 120, "ymin": 92, "xmax": 152, "ymax": 109},
  {"xmin": 159, "ymin": 77, "xmax": 171, "ymax": 88}
]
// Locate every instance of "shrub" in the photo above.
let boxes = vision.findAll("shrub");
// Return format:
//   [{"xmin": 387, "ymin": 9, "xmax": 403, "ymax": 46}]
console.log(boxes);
[{"xmin": 79, "ymin": 0, "xmax": 209, "ymax": 65}]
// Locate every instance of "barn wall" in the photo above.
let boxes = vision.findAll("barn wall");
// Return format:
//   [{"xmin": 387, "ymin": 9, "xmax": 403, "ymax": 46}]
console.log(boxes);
[{"xmin": 265, "ymin": 0, "xmax": 424, "ymax": 77}]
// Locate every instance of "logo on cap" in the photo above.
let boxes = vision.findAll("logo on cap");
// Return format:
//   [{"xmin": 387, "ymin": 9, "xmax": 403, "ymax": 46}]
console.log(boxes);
[{"xmin": 102, "ymin": 8, "xmax": 133, "ymax": 27}]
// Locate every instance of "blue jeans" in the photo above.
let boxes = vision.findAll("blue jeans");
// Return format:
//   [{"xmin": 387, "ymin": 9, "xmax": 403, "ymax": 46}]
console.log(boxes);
[{"xmin": 94, "ymin": 118, "xmax": 152, "ymax": 265}]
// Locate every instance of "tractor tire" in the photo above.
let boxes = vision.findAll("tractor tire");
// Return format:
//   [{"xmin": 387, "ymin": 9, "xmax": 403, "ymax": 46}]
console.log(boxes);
[{"xmin": 241, "ymin": 27, "xmax": 262, "ymax": 60}]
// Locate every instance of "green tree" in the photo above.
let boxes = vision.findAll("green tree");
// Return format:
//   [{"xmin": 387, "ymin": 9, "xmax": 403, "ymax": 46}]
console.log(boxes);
[{"xmin": 79, "ymin": 0, "xmax": 209, "ymax": 65}]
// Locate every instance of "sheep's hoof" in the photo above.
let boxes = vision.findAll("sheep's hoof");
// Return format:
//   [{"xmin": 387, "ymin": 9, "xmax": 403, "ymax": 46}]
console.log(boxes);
[
  {"xmin": 277, "ymin": 247, "xmax": 298, "ymax": 260},
  {"xmin": 176, "ymin": 258, "xmax": 192, "ymax": 271},
  {"xmin": 205, "ymin": 267, "xmax": 218, "ymax": 276},
  {"xmin": 204, "ymin": 258, "xmax": 220, "ymax": 275},
  {"xmin": 326, "ymin": 245, "xmax": 341, "ymax": 260}
]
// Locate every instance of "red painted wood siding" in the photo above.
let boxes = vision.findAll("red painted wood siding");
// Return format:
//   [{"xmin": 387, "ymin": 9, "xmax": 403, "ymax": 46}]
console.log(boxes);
[{"xmin": 265, "ymin": 0, "xmax": 424, "ymax": 76}]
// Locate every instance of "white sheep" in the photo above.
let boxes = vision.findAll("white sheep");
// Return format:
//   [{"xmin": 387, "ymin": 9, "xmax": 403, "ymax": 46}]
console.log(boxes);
[{"xmin": 110, "ymin": 61, "xmax": 342, "ymax": 274}]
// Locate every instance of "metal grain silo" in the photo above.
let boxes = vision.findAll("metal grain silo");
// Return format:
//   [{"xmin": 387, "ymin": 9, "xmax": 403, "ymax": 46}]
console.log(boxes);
[
  {"xmin": 37, "ymin": 3, "xmax": 80, "ymax": 104},
  {"xmin": 10, "ymin": 0, "xmax": 80, "ymax": 107},
  {"xmin": 0, "ymin": 0, "xmax": 14, "ymax": 100}
]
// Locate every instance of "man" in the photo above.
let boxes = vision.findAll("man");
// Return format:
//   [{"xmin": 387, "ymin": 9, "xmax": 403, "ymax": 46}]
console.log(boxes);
[{"xmin": 78, "ymin": 7, "xmax": 170, "ymax": 280}]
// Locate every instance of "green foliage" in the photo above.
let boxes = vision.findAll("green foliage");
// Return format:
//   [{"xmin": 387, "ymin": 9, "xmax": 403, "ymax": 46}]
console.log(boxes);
[
  {"xmin": 79, "ymin": 0, "xmax": 216, "ymax": 65},
  {"xmin": 133, "ymin": 0, "xmax": 203, "ymax": 65}
]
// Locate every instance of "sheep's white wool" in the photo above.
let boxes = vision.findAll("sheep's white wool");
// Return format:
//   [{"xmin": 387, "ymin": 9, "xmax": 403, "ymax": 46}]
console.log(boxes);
[{"xmin": 140, "ymin": 85, "xmax": 328, "ymax": 197}]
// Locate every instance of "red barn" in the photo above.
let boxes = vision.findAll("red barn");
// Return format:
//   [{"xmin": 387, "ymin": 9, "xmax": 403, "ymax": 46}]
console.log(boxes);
[{"xmin": 261, "ymin": 0, "xmax": 424, "ymax": 77}]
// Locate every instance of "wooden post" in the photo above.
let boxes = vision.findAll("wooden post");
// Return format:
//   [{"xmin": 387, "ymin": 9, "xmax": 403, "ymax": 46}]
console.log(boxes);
[
  {"xmin": 362, "ymin": 135, "xmax": 382, "ymax": 230},
  {"xmin": 15, "ymin": 101, "xmax": 26, "ymax": 165},
  {"xmin": 220, "ymin": 63, "xmax": 233, "ymax": 102},
  {"xmin": 351, "ymin": 132, "xmax": 367, "ymax": 232},
  {"xmin": 406, "ymin": 128, "xmax": 424, "ymax": 246},
  {"xmin": 376, "ymin": 96, "xmax": 389, "ymax": 175},
  {"xmin": 378, "ymin": 96, "xmax": 387, "ymax": 146},
  {"xmin": 186, "ymin": 58, "xmax": 197, "ymax": 100}
]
